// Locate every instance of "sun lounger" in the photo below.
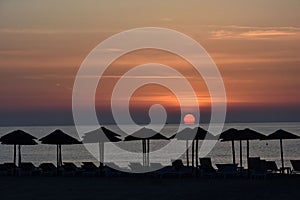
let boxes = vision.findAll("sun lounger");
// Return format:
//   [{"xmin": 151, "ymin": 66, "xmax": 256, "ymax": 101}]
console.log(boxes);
[
  {"xmin": 103, "ymin": 162, "xmax": 124, "ymax": 177},
  {"xmin": 199, "ymin": 157, "xmax": 216, "ymax": 177},
  {"xmin": 81, "ymin": 162, "xmax": 99, "ymax": 176},
  {"xmin": 216, "ymin": 163, "xmax": 239, "ymax": 178},
  {"xmin": 0, "ymin": 164, "xmax": 8, "ymax": 176},
  {"xmin": 61, "ymin": 162, "xmax": 81, "ymax": 176},
  {"xmin": 290, "ymin": 160, "xmax": 300, "ymax": 174},
  {"xmin": 248, "ymin": 157, "xmax": 267, "ymax": 179},
  {"xmin": 18, "ymin": 162, "xmax": 40, "ymax": 176},
  {"xmin": 39, "ymin": 163, "xmax": 57, "ymax": 176},
  {"xmin": 3, "ymin": 163, "xmax": 17, "ymax": 175},
  {"xmin": 265, "ymin": 161, "xmax": 280, "ymax": 174}
]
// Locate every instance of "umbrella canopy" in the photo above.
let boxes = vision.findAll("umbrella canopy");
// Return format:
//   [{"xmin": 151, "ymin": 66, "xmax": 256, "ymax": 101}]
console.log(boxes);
[
  {"xmin": 39, "ymin": 129, "xmax": 81, "ymax": 168},
  {"xmin": 124, "ymin": 128, "xmax": 169, "ymax": 166},
  {"xmin": 264, "ymin": 129, "xmax": 300, "ymax": 173},
  {"xmin": 82, "ymin": 127, "xmax": 121, "ymax": 167},
  {"xmin": 219, "ymin": 128, "xmax": 240, "ymax": 164},
  {"xmin": 0, "ymin": 130, "xmax": 37, "ymax": 166}
]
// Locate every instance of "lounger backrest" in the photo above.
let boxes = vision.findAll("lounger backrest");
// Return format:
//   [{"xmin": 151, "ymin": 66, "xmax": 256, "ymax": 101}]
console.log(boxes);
[
  {"xmin": 248, "ymin": 157, "xmax": 261, "ymax": 170},
  {"xmin": 266, "ymin": 161, "xmax": 278, "ymax": 171},
  {"xmin": 200, "ymin": 158, "xmax": 212, "ymax": 168},
  {"xmin": 290, "ymin": 160, "xmax": 300, "ymax": 171}
]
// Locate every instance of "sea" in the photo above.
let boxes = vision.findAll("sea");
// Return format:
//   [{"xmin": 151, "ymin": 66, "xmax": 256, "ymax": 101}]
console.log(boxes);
[{"xmin": 0, "ymin": 122, "xmax": 299, "ymax": 169}]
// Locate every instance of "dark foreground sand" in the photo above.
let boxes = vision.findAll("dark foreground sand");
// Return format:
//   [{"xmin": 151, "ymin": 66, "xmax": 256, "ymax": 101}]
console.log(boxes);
[{"xmin": 1, "ymin": 175, "xmax": 300, "ymax": 200}]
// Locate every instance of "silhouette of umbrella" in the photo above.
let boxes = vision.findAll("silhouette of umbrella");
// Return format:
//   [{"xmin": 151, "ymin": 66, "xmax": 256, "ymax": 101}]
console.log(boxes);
[
  {"xmin": 0, "ymin": 130, "xmax": 37, "ymax": 166},
  {"xmin": 220, "ymin": 128, "xmax": 265, "ymax": 169},
  {"xmin": 82, "ymin": 127, "xmax": 121, "ymax": 167},
  {"xmin": 124, "ymin": 128, "xmax": 169, "ymax": 166},
  {"xmin": 39, "ymin": 129, "xmax": 81, "ymax": 169},
  {"xmin": 176, "ymin": 127, "xmax": 215, "ymax": 168},
  {"xmin": 238, "ymin": 128, "xmax": 266, "ymax": 169},
  {"xmin": 219, "ymin": 128, "xmax": 239, "ymax": 165},
  {"xmin": 263, "ymin": 129, "xmax": 300, "ymax": 173}
]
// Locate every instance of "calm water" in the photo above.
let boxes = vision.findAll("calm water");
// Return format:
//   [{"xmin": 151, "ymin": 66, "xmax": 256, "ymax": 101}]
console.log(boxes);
[{"xmin": 0, "ymin": 122, "xmax": 299, "ymax": 169}]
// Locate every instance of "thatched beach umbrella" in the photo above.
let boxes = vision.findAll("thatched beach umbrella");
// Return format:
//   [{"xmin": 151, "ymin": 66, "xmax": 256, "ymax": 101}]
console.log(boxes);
[
  {"xmin": 82, "ymin": 127, "xmax": 121, "ymax": 167},
  {"xmin": 238, "ymin": 128, "xmax": 266, "ymax": 169},
  {"xmin": 219, "ymin": 128, "xmax": 239, "ymax": 165},
  {"xmin": 263, "ymin": 129, "xmax": 300, "ymax": 173},
  {"xmin": 176, "ymin": 127, "xmax": 215, "ymax": 168},
  {"xmin": 39, "ymin": 129, "xmax": 81, "ymax": 169},
  {"xmin": 220, "ymin": 128, "xmax": 265, "ymax": 169},
  {"xmin": 0, "ymin": 130, "xmax": 37, "ymax": 166},
  {"xmin": 124, "ymin": 128, "xmax": 169, "ymax": 166}
]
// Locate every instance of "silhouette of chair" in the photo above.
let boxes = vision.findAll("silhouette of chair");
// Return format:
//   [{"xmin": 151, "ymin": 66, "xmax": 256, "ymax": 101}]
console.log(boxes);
[
  {"xmin": 199, "ymin": 157, "xmax": 216, "ymax": 176},
  {"xmin": 248, "ymin": 157, "xmax": 267, "ymax": 179},
  {"xmin": 19, "ymin": 162, "xmax": 39, "ymax": 176},
  {"xmin": 216, "ymin": 163, "xmax": 238, "ymax": 178},
  {"xmin": 290, "ymin": 160, "xmax": 300, "ymax": 174},
  {"xmin": 0, "ymin": 164, "xmax": 8, "ymax": 176},
  {"xmin": 265, "ymin": 161, "xmax": 280, "ymax": 174},
  {"xmin": 39, "ymin": 163, "xmax": 57, "ymax": 176},
  {"xmin": 3, "ymin": 163, "xmax": 17, "ymax": 175},
  {"xmin": 61, "ymin": 162, "xmax": 80, "ymax": 176},
  {"xmin": 81, "ymin": 162, "xmax": 99, "ymax": 176}
]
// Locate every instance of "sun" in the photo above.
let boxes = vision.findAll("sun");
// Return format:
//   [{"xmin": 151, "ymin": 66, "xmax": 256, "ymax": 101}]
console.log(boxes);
[{"xmin": 183, "ymin": 114, "xmax": 196, "ymax": 125}]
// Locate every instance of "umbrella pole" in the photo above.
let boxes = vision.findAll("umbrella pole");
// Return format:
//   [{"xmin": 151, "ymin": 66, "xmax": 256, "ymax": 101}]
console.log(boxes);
[
  {"xmin": 196, "ymin": 140, "xmax": 199, "ymax": 168},
  {"xmin": 246, "ymin": 140, "xmax": 250, "ymax": 178},
  {"xmin": 56, "ymin": 144, "xmax": 59, "ymax": 174},
  {"xmin": 13, "ymin": 144, "xmax": 16, "ymax": 166},
  {"xmin": 147, "ymin": 139, "xmax": 150, "ymax": 167},
  {"xmin": 59, "ymin": 144, "xmax": 62, "ymax": 167},
  {"xmin": 142, "ymin": 140, "xmax": 145, "ymax": 167},
  {"xmin": 18, "ymin": 144, "xmax": 21, "ymax": 167},
  {"xmin": 239, "ymin": 140, "xmax": 243, "ymax": 168},
  {"xmin": 280, "ymin": 139, "xmax": 284, "ymax": 174},
  {"xmin": 186, "ymin": 140, "xmax": 189, "ymax": 167},
  {"xmin": 231, "ymin": 140, "xmax": 236, "ymax": 164},
  {"xmin": 191, "ymin": 140, "xmax": 195, "ymax": 168}
]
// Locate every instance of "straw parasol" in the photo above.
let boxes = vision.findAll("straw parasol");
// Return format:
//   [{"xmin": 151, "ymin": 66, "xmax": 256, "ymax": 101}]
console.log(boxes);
[
  {"xmin": 39, "ymin": 129, "xmax": 81, "ymax": 169},
  {"xmin": 219, "ymin": 128, "xmax": 239, "ymax": 165},
  {"xmin": 0, "ymin": 130, "xmax": 37, "ymax": 166},
  {"xmin": 82, "ymin": 127, "xmax": 121, "ymax": 168},
  {"xmin": 238, "ymin": 128, "xmax": 266, "ymax": 169},
  {"xmin": 176, "ymin": 127, "xmax": 215, "ymax": 168},
  {"xmin": 263, "ymin": 129, "xmax": 300, "ymax": 173},
  {"xmin": 124, "ymin": 127, "xmax": 169, "ymax": 166}
]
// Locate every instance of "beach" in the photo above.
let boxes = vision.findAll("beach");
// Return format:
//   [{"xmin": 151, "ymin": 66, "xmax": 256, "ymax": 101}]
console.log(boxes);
[{"xmin": 1, "ymin": 175, "xmax": 300, "ymax": 200}]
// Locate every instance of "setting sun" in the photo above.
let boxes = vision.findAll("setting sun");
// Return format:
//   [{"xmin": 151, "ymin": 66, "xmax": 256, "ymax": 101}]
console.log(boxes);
[{"xmin": 183, "ymin": 114, "xmax": 196, "ymax": 124}]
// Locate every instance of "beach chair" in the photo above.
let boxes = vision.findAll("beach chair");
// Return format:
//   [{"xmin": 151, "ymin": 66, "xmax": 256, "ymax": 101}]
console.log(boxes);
[
  {"xmin": 155, "ymin": 160, "xmax": 193, "ymax": 178},
  {"xmin": 216, "ymin": 163, "xmax": 239, "ymax": 178},
  {"xmin": 3, "ymin": 163, "xmax": 17, "ymax": 175},
  {"xmin": 199, "ymin": 157, "xmax": 216, "ymax": 177},
  {"xmin": 81, "ymin": 162, "xmax": 99, "ymax": 176},
  {"xmin": 0, "ymin": 164, "xmax": 8, "ymax": 176},
  {"xmin": 18, "ymin": 162, "xmax": 40, "ymax": 176},
  {"xmin": 39, "ymin": 163, "xmax": 57, "ymax": 176},
  {"xmin": 265, "ymin": 161, "xmax": 280, "ymax": 174},
  {"xmin": 103, "ymin": 162, "xmax": 124, "ymax": 177},
  {"xmin": 290, "ymin": 160, "xmax": 300, "ymax": 174},
  {"xmin": 61, "ymin": 162, "xmax": 80, "ymax": 176},
  {"xmin": 248, "ymin": 157, "xmax": 267, "ymax": 179}
]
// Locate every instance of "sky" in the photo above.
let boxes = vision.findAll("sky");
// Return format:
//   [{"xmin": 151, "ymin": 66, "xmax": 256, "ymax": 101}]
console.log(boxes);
[{"xmin": 0, "ymin": 0, "xmax": 300, "ymax": 125}]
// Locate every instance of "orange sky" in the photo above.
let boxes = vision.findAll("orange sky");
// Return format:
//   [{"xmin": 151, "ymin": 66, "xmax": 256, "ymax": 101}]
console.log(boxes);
[{"xmin": 0, "ymin": 0, "xmax": 300, "ymax": 124}]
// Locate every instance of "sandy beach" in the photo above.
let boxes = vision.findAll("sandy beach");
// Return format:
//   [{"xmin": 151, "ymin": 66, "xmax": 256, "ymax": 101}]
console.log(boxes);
[{"xmin": 1, "ymin": 175, "xmax": 300, "ymax": 200}]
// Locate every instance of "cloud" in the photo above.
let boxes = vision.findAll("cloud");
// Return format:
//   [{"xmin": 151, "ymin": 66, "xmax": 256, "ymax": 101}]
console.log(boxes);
[{"xmin": 210, "ymin": 26, "xmax": 300, "ymax": 40}]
